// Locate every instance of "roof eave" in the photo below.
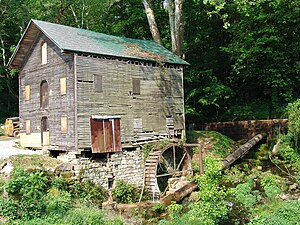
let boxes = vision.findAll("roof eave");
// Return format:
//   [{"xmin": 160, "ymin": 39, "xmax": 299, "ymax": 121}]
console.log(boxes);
[
  {"xmin": 7, "ymin": 19, "xmax": 35, "ymax": 69},
  {"xmin": 61, "ymin": 48, "xmax": 189, "ymax": 66},
  {"xmin": 32, "ymin": 19, "xmax": 64, "ymax": 51}
]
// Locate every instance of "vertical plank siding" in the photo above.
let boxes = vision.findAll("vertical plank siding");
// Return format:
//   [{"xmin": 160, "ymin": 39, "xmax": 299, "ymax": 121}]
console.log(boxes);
[
  {"xmin": 19, "ymin": 34, "xmax": 76, "ymax": 150},
  {"xmin": 76, "ymin": 55, "xmax": 184, "ymax": 149}
]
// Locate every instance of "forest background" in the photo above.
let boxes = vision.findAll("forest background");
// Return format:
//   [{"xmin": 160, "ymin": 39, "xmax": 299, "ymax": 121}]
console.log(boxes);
[{"xmin": 0, "ymin": 0, "xmax": 299, "ymax": 123}]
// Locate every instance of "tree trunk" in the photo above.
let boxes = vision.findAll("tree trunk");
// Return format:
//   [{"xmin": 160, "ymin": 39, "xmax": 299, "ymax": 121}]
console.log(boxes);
[
  {"xmin": 0, "ymin": 36, "xmax": 6, "ymax": 66},
  {"xmin": 174, "ymin": 0, "xmax": 183, "ymax": 55},
  {"xmin": 166, "ymin": 0, "xmax": 177, "ymax": 53},
  {"xmin": 142, "ymin": 0, "xmax": 162, "ymax": 45},
  {"xmin": 166, "ymin": 0, "xmax": 183, "ymax": 56}
]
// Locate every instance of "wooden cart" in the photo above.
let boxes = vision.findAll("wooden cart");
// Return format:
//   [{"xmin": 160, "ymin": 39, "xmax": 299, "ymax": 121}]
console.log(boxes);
[{"xmin": 4, "ymin": 117, "xmax": 20, "ymax": 137}]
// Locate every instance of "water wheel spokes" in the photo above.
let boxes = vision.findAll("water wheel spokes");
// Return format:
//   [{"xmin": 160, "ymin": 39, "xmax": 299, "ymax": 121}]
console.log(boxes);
[{"xmin": 144, "ymin": 143, "xmax": 192, "ymax": 199}]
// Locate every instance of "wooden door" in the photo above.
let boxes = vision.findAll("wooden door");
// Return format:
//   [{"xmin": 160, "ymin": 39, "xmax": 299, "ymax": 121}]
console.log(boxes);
[
  {"xmin": 41, "ymin": 117, "xmax": 50, "ymax": 146},
  {"xmin": 90, "ymin": 117, "xmax": 121, "ymax": 153}
]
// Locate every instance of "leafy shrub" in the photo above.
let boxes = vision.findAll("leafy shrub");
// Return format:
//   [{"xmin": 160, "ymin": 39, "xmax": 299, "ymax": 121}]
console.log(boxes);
[
  {"xmin": 0, "ymin": 197, "xmax": 19, "ymax": 220},
  {"xmin": 142, "ymin": 143, "xmax": 153, "ymax": 161},
  {"xmin": 167, "ymin": 202, "xmax": 183, "ymax": 220},
  {"xmin": 51, "ymin": 176, "xmax": 68, "ymax": 191},
  {"xmin": 260, "ymin": 174, "xmax": 282, "ymax": 198},
  {"xmin": 248, "ymin": 200, "xmax": 300, "ymax": 225},
  {"xmin": 45, "ymin": 187, "xmax": 72, "ymax": 215},
  {"xmin": 70, "ymin": 179, "xmax": 107, "ymax": 206},
  {"xmin": 5, "ymin": 168, "xmax": 50, "ymax": 220},
  {"xmin": 112, "ymin": 179, "xmax": 139, "ymax": 203},
  {"xmin": 0, "ymin": 176, "xmax": 5, "ymax": 195},
  {"xmin": 233, "ymin": 180, "xmax": 260, "ymax": 208},
  {"xmin": 10, "ymin": 206, "xmax": 124, "ymax": 225},
  {"xmin": 159, "ymin": 155, "xmax": 231, "ymax": 225},
  {"xmin": 152, "ymin": 202, "xmax": 165, "ymax": 213},
  {"xmin": 192, "ymin": 155, "xmax": 230, "ymax": 225}
]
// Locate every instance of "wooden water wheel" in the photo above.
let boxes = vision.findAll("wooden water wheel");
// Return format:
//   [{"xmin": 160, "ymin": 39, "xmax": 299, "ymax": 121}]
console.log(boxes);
[{"xmin": 144, "ymin": 143, "xmax": 192, "ymax": 199}]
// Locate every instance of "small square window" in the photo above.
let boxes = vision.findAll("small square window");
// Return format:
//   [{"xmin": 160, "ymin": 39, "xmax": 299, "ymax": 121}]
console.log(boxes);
[
  {"xmin": 60, "ymin": 77, "xmax": 67, "ymax": 95},
  {"xmin": 25, "ymin": 85, "xmax": 30, "ymax": 100},
  {"xmin": 61, "ymin": 117, "xmax": 68, "ymax": 134},
  {"xmin": 26, "ymin": 120, "xmax": 31, "ymax": 134}
]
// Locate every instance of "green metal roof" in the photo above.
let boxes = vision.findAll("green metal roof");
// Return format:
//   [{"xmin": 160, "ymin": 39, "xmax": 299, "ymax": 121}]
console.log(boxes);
[{"xmin": 31, "ymin": 19, "xmax": 188, "ymax": 65}]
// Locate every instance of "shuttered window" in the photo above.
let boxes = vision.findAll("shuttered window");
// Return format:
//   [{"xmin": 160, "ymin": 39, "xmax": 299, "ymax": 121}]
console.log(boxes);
[
  {"xmin": 41, "ymin": 42, "xmax": 47, "ymax": 65},
  {"xmin": 61, "ymin": 117, "xmax": 68, "ymax": 134},
  {"xmin": 26, "ymin": 119, "xmax": 30, "ymax": 134},
  {"xmin": 40, "ymin": 80, "xmax": 49, "ymax": 109},
  {"xmin": 60, "ymin": 77, "xmax": 67, "ymax": 95},
  {"xmin": 25, "ymin": 85, "xmax": 30, "ymax": 100},
  {"xmin": 94, "ymin": 75, "xmax": 103, "ymax": 92},
  {"xmin": 164, "ymin": 80, "xmax": 172, "ymax": 95},
  {"xmin": 132, "ymin": 78, "xmax": 140, "ymax": 95}
]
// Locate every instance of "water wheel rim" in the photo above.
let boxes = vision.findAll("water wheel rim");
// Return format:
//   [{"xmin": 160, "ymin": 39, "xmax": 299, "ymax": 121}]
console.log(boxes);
[{"xmin": 155, "ymin": 143, "xmax": 192, "ymax": 195}]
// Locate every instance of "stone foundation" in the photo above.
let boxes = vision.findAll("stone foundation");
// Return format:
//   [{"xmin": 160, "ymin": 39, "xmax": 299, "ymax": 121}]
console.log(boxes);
[{"xmin": 58, "ymin": 148, "xmax": 144, "ymax": 189}]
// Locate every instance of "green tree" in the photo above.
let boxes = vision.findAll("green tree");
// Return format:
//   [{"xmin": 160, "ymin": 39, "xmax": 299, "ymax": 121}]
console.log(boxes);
[{"xmin": 223, "ymin": 0, "xmax": 300, "ymax": 119}]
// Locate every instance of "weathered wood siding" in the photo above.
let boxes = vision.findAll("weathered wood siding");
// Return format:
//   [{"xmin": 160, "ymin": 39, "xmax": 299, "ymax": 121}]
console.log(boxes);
[
  {"xmin": 19, "ymin": 33, "xmax": 76, "ymax": 150},
  {"xmin": 76, "ymin": 55, "xmax": 184, "ymax": 149}
]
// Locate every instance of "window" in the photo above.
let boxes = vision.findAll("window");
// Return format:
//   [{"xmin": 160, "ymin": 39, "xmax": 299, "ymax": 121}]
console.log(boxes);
[
  {"xmin": 164, "ymin": 80, "xmax": 172, "ymax": 95},
  {"xmin": 132, "ymin": 78, "xmax": 140, "ymax": 95},
  {"xmin": 61, "ymin": 117, "xmax": 68, "ymax": 134},
  {"xmin": 94, "ymin": 75, "xmax": 102, "ymax": 92},
  {"xmin": 133, "ymin": 118, "xmax": 142, "ymax": 131},
  {"xmin": 25, "ymin": 85, "xmax": 30, "ymax": 100},
  {"xmin": 41, "ymin": 42, "xmax": 47, "ymax": 64},
  {"xmin": 60, "ymin": 78, "xmax": 67, "ymax": 95},
  {"xmin": 40, "ymin": 80, "xmax": 49, "ymax": 109},
  {"xmin": 26, "ymin": 120, "xmax": 30, "ymax": 134}
]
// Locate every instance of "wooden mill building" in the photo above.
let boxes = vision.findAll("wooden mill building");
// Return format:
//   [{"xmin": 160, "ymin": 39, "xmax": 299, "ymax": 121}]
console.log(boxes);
[{"xmin": 8, "ymin": 19, "xmax": 188, "ymax": 154}]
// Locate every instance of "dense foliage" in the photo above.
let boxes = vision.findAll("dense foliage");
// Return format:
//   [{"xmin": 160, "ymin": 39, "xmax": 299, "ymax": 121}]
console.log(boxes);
[
  {"xmin": 0, "ymin": 0, "xmax": 299, "ymax": 122},
  {"xmin": 0, "ymin": 167, "xmax": 123, "ymax": 224}
]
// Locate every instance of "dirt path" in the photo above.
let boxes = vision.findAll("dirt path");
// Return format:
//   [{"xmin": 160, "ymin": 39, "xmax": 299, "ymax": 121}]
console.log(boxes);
[{"xmin": 0, "ymin": 138, "xmax": 41, "ymax": 160}]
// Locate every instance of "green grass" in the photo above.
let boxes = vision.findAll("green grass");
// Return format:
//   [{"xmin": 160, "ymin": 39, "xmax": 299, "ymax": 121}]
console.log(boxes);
[
  {"xmin": 8, "ymin": 154, "xmax": 61, "ymax": 170},
  {"xmin": 187, "ymin": 130, "xmax": 234, "ymax": 158},
  {"xmin": 9, "ymin": 205, "xmax": 124, "ymax": 225}
]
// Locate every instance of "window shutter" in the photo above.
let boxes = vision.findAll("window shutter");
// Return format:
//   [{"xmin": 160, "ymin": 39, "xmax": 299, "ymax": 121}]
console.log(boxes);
[
  {"xmin": 60, "ymin": 78, "xmax": 67, "ymax": 95},
  {"xmin": 25, "ymin": 85, "xmax": 30, "ymax": 100},
  {"xmin": 61, "ymin": 117, "xmax": 68, "ymax": 134},
  {"xmin": 41, "ymin": 42, "xmax": 47, "ymax": 65},
  {"xmin": 132, "ymin": 78, "xmax": 140, "ymax": 95},
  {"xmin": 94, "ymin": 75, "xmax": 103, "ymax": 92},
  {"xmin": 165, "ymin": 80, "xmax": 172, "ymax": 95}
]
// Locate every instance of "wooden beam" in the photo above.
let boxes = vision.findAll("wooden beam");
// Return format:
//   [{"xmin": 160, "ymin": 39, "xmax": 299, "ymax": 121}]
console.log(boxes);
[{"xmin": 222, "ymin": 133, "xmax": 265, "ymax": 169}]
